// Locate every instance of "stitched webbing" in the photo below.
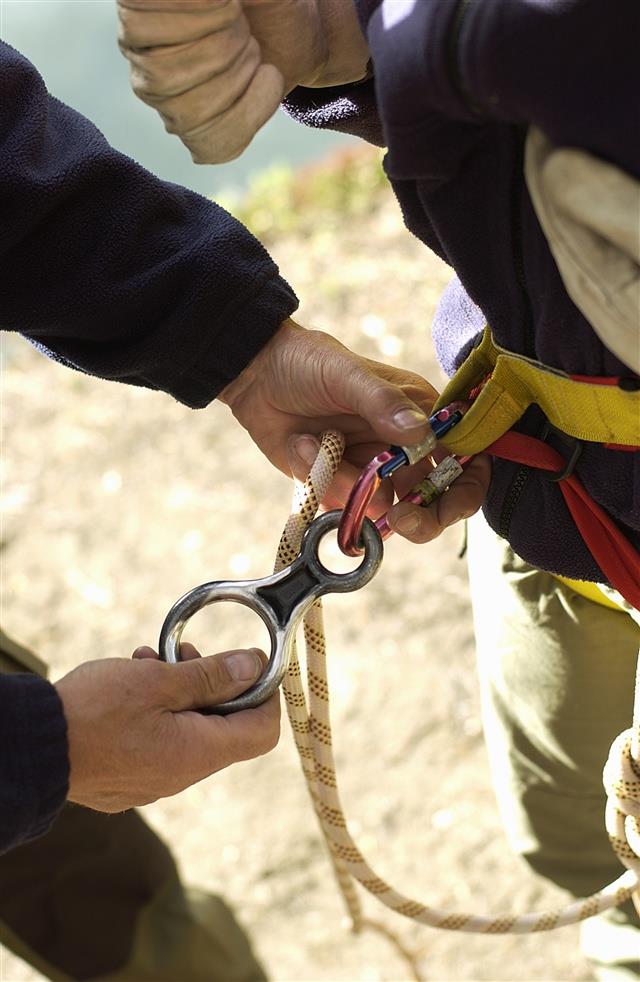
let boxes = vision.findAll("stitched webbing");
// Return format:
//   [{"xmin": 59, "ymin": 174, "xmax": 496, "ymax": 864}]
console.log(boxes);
[
  {"xmin": 279, "ymin": 431, "xmax": 639, "ymax": 954},
  {"xmin": 433, "ymin": 327, "xmax": 640, "ymax": 455},
  {"xmin": 489, "ymin": 431, "xmax": 640, "ymax": 610}
]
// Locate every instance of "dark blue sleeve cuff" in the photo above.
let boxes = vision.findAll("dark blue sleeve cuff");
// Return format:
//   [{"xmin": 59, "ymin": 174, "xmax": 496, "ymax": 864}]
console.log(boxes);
[
  {"xmin": 283, "ymin": 79, "xmax": 384, "ymax": 148},
  {"xmin": 0, "ymin": 674, "xmax": 69, "ymax": 855}
]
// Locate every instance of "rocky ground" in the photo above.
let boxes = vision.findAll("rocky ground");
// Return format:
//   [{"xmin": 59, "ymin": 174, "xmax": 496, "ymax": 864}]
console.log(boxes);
[{"xmin": 1, "ymin": 150, "xmax": 593, "ymax": 981}]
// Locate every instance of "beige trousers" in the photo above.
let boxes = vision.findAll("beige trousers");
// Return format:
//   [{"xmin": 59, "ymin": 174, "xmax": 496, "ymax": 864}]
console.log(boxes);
[{"xmin": 467, "ymin": 516, "xmax": 640, "ymax": 975}]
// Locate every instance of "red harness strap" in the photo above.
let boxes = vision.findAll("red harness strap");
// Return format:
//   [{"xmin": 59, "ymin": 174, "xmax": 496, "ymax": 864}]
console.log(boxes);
[{"xmin": 488, "ymin": 431, "xmax": 640, "ymax": 611}]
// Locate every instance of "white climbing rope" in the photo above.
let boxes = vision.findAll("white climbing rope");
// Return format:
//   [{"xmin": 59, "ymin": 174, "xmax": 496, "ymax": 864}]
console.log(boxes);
[{"xmin": 276, "ymin": 430, "xmax": 640, "ymax": 942}]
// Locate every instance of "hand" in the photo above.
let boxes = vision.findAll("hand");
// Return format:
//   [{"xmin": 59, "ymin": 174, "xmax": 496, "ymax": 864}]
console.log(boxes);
[
  {"xmin": 228, "ymin": 319, "xmax": 490, "ymax": 544},
  {"xmin": 287, "ymin": 431, "xmax": 491, "ymax": 545},
  {"xmin": 55, "ymin": 643, "xmax": 279, "ymax": 812},
  {"xmin": 383, "ymin": 451, "xmax": 491, "ymax": 544},
  {"xmin": 117, "ymin": 0, "xmax": 369, "ymax": 162},
  {"xmin": 220, "ymin": 317, "xmax": 442, "ymax": 512}
]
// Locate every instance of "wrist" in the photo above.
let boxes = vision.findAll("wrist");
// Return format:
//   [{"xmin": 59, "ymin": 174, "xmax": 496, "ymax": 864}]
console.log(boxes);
[{"xmin": 218, "ymin": 318, "xmax": 302, "ymax": 412}]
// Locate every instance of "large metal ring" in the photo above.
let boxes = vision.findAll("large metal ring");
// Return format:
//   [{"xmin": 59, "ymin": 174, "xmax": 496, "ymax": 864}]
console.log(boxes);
[{"xmin": 158, "ymin": 511, "xmax": 382, "ymax": 714}]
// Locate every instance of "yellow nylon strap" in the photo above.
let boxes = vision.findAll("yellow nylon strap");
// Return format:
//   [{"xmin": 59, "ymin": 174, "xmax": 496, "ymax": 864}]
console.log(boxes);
[
  {"xmin": 554, "ymin": 575, "xmax": 627, "ymax": 612},
  {"xmin": 433, "ymin": 327, "xmax": 640, "ymax": 455}
]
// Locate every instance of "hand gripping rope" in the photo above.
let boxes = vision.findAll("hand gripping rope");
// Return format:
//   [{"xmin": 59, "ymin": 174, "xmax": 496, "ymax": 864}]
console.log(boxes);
[{"xmin": 160, "ymin": 427, "xmax": 640, "ymax": 977}]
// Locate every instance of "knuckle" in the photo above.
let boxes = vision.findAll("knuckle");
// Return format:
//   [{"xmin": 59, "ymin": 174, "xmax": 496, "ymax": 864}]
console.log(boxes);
[
  {"xmin": 130, "ymin": 71, "xmax": 159, "ymax": 101},
  {"xmin": 116, "ymin": 9, "xmax": 148, "ymax": 47},
  {"xmin": 403, "ymin": 527, "xmax": 431, "ymax": 544},
  {"xmin": 161, "ymin": 94, "xmax": 215, "ymax": 135},
  {"xmin": 263, "ymin": 717, "xmax": 281, "ymax": 754},
  {"xmin": 190, "ymin": 656, "xmax": 226, "ymax": 703},
  {"xmin": 144, "ymin": 661, "xmax": 177, "ymax": 705},
  {"xmin": 143, "ymin": 657, "xmax": 171, "ymax": 689},
  {"xmin": 186, "ymin": 129, "xmax": 249, "ymax": 164},
  {"xmin": 407, "ymin": 514, "xmax": 439, "ymax": 544},
  {"xmin": 233, "ymin": 701, "xmax": 281, "ymax": 761}
]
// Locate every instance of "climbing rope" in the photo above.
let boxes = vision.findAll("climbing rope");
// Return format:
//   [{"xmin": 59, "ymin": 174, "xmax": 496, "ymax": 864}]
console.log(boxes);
[{"xmin": 276, "ymin": 430, "xmax": 640, "ymax": 949}]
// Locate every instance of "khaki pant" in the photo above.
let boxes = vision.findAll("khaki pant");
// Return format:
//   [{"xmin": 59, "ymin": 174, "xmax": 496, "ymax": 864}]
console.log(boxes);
[
  {"xmin": 467, "ymin": 516, "xmax": 640, "ymax": 976},
  {"xmin": 0, "ymin": 632, "xmax": 266, "ymax": 982}
]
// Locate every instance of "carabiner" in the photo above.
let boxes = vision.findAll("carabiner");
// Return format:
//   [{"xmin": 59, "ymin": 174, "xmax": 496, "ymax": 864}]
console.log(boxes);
[
  {"xmin": 337, "ymin": 402, "xmax": 469, "ymax": 556},
  {"xmin": 159, "ymin": 510, "xmax": 383, "ymax": 714},
  {"xmin": 374, "ymin": 455, "xmax": 466, "ymax": 540}
]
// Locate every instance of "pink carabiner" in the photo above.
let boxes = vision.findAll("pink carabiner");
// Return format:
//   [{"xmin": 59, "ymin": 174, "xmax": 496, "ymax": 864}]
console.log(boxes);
[
  {"xmin": 337, "ymin": 449, "xmax": 397, "ymax": 557},
  {"xmin": 374, "ymin": 490, "xmax": 423, "ymax": 541}
]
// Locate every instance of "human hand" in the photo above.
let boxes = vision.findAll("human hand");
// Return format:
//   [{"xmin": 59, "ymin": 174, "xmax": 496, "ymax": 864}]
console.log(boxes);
[
  {"xmin": 288, "ymin": 434, "xmax": 491, "ymax": 545},
  {"xmin": 55, "ymin": 643, "xmax": 279, "ymax": 812},
  {"xmin": 383, "ymin": 451, "xmax": 491, "ymax": 544},
  {"xmin": 219, "ymin": 317, "xmax": 443, "ymax": 510},
  {"xmin": 117, "ymin": 0, "xmax": 369, "ymax": 162},
  {"xmin": 226, "ymin": 319, "xmax": 490, "ymax": 544}
]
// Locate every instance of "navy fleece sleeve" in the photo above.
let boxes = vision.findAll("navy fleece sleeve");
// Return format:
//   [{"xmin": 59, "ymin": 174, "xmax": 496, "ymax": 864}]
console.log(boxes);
[
  {"xmin": 287, "ymin": 1, "xmax": 638, "ymax": 180},
  {"xmin": 362, "ymin": 0, "xmax": 639, "ymax": 177},
  {"xmin": 0, "ymin": 42, "xmax": 298, "ymax": 408},
  {"xmin": 0, "ymin": 675, "xmax": 69, "ymax": 854}
]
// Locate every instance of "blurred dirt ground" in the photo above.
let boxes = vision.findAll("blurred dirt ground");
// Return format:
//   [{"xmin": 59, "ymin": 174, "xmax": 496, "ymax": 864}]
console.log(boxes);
[{"xmin": 1, "ymin": 151, "xmax": 593, "ymax": 982}]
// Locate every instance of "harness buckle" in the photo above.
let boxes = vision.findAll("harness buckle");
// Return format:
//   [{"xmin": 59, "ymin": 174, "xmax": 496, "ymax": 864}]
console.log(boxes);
[{"xmin": 539, "ymin": 420, "xmax": 583, "ymax": 482}]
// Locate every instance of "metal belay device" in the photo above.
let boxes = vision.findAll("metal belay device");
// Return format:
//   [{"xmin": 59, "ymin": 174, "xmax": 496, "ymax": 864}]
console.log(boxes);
[{"xmin": 159, "ymin": 510, "xmax": 382, "ymax": 714}]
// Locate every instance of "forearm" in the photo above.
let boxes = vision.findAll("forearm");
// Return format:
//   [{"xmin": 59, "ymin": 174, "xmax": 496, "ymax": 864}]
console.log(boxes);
[
  {"xmin": 0, "ymin": 42, "xmax": 298, "ymax": 407},
  {"xmin": 0, "ymin": 675, "xmax": 69, "ymax": 855}
]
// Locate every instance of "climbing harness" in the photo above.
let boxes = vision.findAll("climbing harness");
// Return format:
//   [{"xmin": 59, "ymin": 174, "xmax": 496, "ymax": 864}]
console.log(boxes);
[
  {"xmin": 433, "ymin": 327, "xmax": 640, "ymax": 610},
  {"xmin": 431, "ymin": 327, "xmax": 640, "ymax": 455}
]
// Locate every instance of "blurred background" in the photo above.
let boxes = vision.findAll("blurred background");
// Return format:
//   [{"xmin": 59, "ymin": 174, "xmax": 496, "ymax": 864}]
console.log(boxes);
[
  {"xmin": 0, "ymin": 0, "xmax": 355, "ymax": 199},
  {"xmin": 1, "ymin": 4, "xmax": 591, "ymax": 980}
]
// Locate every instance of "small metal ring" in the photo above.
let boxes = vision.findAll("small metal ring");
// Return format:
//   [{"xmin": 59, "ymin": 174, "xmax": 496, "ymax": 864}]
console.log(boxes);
[{"xmin": 302, "ymin": 510, "xmax": 383, "ymax": 593}]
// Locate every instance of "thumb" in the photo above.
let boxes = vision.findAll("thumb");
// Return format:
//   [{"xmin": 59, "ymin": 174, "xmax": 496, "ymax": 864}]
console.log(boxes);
[
  {"xmin": 166, "ymin": 648, "xmax": 266, "ymax": 712},
  {"xmin": 329, "ymin": 350, "xmax": 436, "ymax": 449},
  {"xmin": 287, "ymin": 433, "xmax": 320, "ymax": 482}
]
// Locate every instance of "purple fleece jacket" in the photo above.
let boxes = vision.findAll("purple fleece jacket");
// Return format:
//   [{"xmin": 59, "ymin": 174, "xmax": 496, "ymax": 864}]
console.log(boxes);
[
  {"xmin": 285, "ymin": 0, "xmax": 640, "ymax": 583},
  {"xmin": 0, "ymin": 41, "xmax": 297, "ymax": 852}
]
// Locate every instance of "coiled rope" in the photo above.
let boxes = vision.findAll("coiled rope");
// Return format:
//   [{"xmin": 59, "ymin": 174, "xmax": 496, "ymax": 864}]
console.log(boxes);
[{"xmin": 276, "ymin": 431, "xmax": 639, "ymax": 960}]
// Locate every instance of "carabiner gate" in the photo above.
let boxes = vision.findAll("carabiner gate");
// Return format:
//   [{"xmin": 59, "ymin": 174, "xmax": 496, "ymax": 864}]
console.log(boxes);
[{"xmin": 337, "ymin": 402, "xmax": 470, "ymax": 556}]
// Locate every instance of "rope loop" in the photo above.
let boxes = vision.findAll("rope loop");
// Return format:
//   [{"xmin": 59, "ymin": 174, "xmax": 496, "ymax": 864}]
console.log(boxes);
[
  {"xmin": 281, "ymin": 430, "xmax": 640, "ymax": 953},
  {"xmin": 604, "ymin": 729, "xmax": 640, "ymax": 878}
]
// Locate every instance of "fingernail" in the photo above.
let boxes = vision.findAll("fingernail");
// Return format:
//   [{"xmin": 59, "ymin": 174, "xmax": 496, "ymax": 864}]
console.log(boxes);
[
  {"xmin": 293, "ymin": 435, "xmax": 319, "ymax": 466},
  {"xmin": 393, "ymin": 408, "xmax": 428, "ymax": 430},
  {"xmin": 132, "ymin": 645, "xmax": 155, "ymax": 660},
  {"xmin": 393, "ymin": 513, "xmax": 420, "ymax": 534},
  {"xmin": 224, "ymin": 650, "xmax": 262, "ymax": 682}
]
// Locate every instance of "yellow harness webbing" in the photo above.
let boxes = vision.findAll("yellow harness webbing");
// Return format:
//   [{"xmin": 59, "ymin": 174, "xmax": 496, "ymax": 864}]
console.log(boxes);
[
  {"xmin": 433, "ymin": 327, "xmax": 640, "ymax": 456},
  {"xmin": 554, "ymin": 575, "xmax": 628, "ymax": 612}
]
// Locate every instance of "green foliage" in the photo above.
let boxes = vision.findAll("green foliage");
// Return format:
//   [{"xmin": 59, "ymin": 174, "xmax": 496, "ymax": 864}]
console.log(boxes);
[{"xmin": 217, "ymin": 148, "xmax": 388, "ymax": 242}]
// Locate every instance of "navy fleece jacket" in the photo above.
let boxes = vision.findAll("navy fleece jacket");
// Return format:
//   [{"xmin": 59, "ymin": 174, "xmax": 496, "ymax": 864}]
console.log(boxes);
[
  {"xmin": 0, "ymin": 41, "xmax": 297, "ymax": 853},
  {"xmin": 285, "ymin": 0, "xmax": 640, "ymax": 583}
]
